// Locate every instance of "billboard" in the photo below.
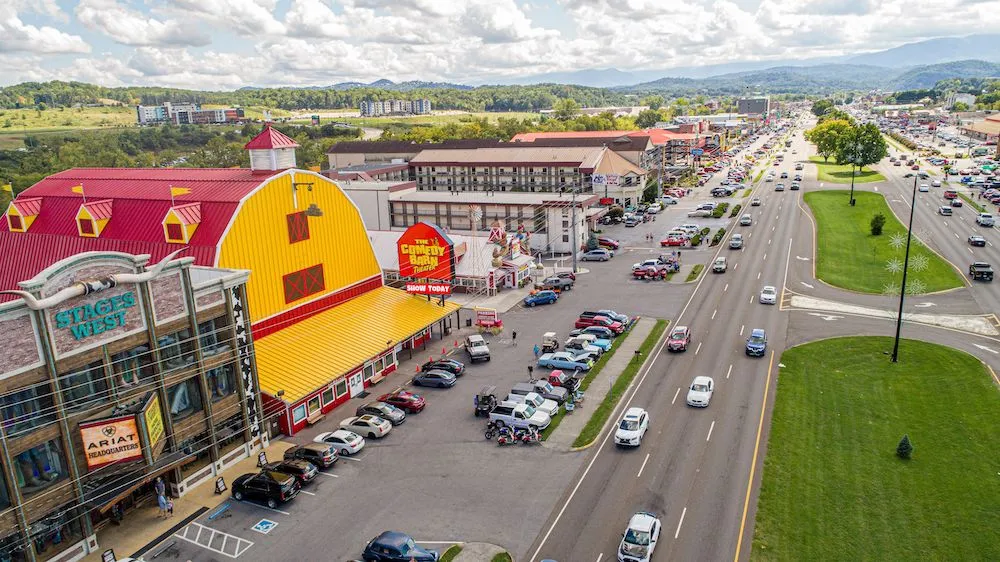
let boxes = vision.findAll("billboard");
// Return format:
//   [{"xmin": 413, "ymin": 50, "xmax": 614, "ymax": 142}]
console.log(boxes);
[
  {"xmin": 397, "ymin": 222, "xmax": 455, "ymax": 295},
  {"xmin": 80, "ymin": 415, "xmax": 143, "ymax": 470}
]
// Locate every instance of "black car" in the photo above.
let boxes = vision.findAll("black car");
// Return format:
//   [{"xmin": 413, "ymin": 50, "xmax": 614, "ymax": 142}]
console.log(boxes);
[
  {"xmin": 261, "ymin": 459, "xmax": 318, "ymax": 486},
  {"xmin": 420, "ymin": 359, "xmax": 465, "ymax": 377},
  {"xmin": 362, "ymin": 531, "xmax": 438, "ymax": 562},
  {"xmin": 969, "ymin": 235, "xmax": 987, "ymax": 247},
  {"xmin": 356, "ymin": 401, "xmax": 407, "ymax": 425},
  {"xmin": 284, "ymin": 443, "xmax": 338, "ymax": 469},
  {"xmin": 232, "ymin": 471, "xmax": 300, "ymax": 509}
]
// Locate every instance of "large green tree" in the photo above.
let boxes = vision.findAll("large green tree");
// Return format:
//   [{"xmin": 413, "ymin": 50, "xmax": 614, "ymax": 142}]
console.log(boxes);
[
  {"xmin": 811, "ymin": 99, "xmax": 834, "ymax": 116},
  {"xmin": 834, "ymin": 123, "xmax": 888, "ymax": 169},
  {"xmin": 635, "ymin": 109, "xmax": 662, "ymax": 128},
  {"xmin": 552, "ymin": 98, "xmax": 581, "ymax": 120},
  {"xmin": 805, "ymin": 119, "xmax": 853, "ymax": 162}
]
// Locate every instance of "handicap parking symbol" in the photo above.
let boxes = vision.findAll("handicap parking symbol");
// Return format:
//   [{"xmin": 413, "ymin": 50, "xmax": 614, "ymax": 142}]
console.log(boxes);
[{"xmin": 252, "ymin": 519, "xmax": 278, "ymax": 535}]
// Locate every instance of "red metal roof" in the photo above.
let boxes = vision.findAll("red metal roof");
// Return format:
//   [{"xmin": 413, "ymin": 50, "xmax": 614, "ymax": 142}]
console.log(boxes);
[
  {"xmin": 244, "ymin": 123, "xmax": 300, "ymax": 150},
  {"xmin": 170, "ymin": 202, "xmax": 202, "ymax": 225},
  {"xmin": 10, "ymin": 197, "xmax": 42, "ymax": 216},
  {"xmin": 82, "ymin": 199, "xmax": 113, "ymax": 220},
  {"xmin": 511, "ymin": 129, "xmax": 694, "ymax": 145},
  {"xmin": 23, "ymin": 168, "xmax": 279, "ymax": 203}
]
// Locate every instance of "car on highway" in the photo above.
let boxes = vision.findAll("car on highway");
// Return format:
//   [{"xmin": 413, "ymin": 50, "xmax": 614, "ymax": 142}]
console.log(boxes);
[
  {"xmin": 712, "ymin": 256, "xmax": 728, "ymax": 272},
  {"xmin": 314, "ymin": 429, "xmax": 366, "ymax": 455},
  {"xmin": 951, "ymin": 198, "xmax": 963, "ymax": 208},
  {"xmin": 537, "ymin": 351, "xmax": 594, "ymax": 371},
  {"xmin": 919, "ymin": 184, "xmax": 929, "ymax": 192},
  {"xmin": 765, "ymin": 175, "xmax": 774, "ymax": 182},
  {"xmin": 614, "ymin": 407, "xmax": 649, "ymax": 447},
  {"xmin": 894, "ymin": 161, "xmax": 902, "ymax": 166},
  {"xmin": 524, "ymin": 290, "xmax": 558, "ymax": 307},
  {"xmin": 412, "ymin": 370, "xmax": 458, "ymax": 388},
  {"xmin": 666, "ymin": 326, "xmax": 691, "ymax": 351},
  {"xmin": 618, "ymin": 511, "xmax": 661, "ymax": 562},
  {"xmin": 730, "ymin": 233, "xmax": 744, "ymax": 249},
  {"xmin": 931, "ymin": 179, "xmax": 942, "ymax": 187},
  {"xmin": 232, "ymin": 471, "xmax": 300, "ymax": 509},
  {"xmin": 686, "ymin": 376, "xmax": 715, "ymax": 407},
  {"xmin": 284, "ymin": 443, "xmax": 338, "ymax": 469},
  {"xmin": 356, "ymin": 401, "xmax": 407, "ymax": 425},
  {"xmin": 775, "ymin": 183, "xmax": 785, "ymax": 191},
  {"xmin": 377, "ymin": 390, "xmax": 425, "ymax": 414},
  {"xmin": 745, "ymin": 328, "xmax": 767, "ymax": 357},
  {"xmin": 759, "ymin": 285, "xmax": 777, "ymax": 305},
  {"xmin": 794, "ymin": 174, "xmax": 802, "ymax": 182},
  {"xmin": 362, "ymin": 531, "xmax": 439, "ymax": 562},
  {"xmin": 581, "ymin": 248, "xmax": 614, "ymax": 261},
  {"xmin": 790, "ymin": 182, "xmax": 800, "ymax": 190},
  {"xmin": 751, "ymin": 197, "xmax": 761, "ymax": 206},
  {"xmin": 969, "ymin": 235, "xmax": 987, "ymax": 247},
  {"xmin": 780, "ymin": 171, "xmax": 788, "ymax": 179},
  {"xmin": 260, "ymin": 459, "xmax": 318, "ymax": 487},
  {"xmin": 739, "ymin": 213, "xmax": 752, "ymax": 226},
  {"xmin": 939, "ymin": 206, "xmax": 953, "ymax": 216},
  {"xmin": 341, "ymin": 415, "xmax": 393, "ymax": 438},
  {"xmin": 795, "ymin": 163, "xmax": 804, "ymax": 170}
]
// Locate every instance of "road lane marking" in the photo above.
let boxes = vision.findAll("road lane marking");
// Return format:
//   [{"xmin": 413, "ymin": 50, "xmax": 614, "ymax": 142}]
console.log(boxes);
[
  {"xmin": 695, "ymin": 342, "xmax": 703, "ymax": 355},
  {"xmin": 675, "ymin": 507, "xmax": 688, "ymax": 539},
  {"xmin": 734, "ymin": 350, "xmax": 776, "ymax": 562},
  {"xmin": 757, "ymin": 271, "xmax": 761, "ymax": 280},
  {"xmin": 762, "ymin": 252, "xmax": 767, "ymax": 261},
  {"xmin": 637, "ymin": 453, "xmax": 651, "ymax": 478},
  {"xmin": 712, "ymin": 309, "xmax": 717, "ymax": 320},
  {"xmin": 772, "ymin": 226, "xmax": 775, "ymax": 232},
  {"xmin": 768, "ymin": 239, "xmax": 771, "ymax": 245},
  {"xmin": 726, "ymin": 364, "xmax": 733, "ymax": 379},
  {"xmin": 672, "ymin": 387, "xmax": 681, "ymax": 404},
  {"xmin": 954, "ymin": 232, "xmax": 960, "ymax": 239},
  {"xmin": 724, "ymin": 283, "xmax": 729, "ymax": 292},
  {"xmin": 596, "ymin": 554, "xmax": 603, "ymax": 562},
  {"xmin": 944, "ymin": 221, "xmax": 948, "ymax": 226},
  {"xmin": 735, "ymin": 262, "xmax": 739, "ymax": 270},
  {"xmin": 707, "ymin": 420, "xmax": 716, "ymax": 442},
  {"xmin": 740, "ymin": 325, "xmax": 745, "ymax": 336},
  {"xmin": 969, "ymin": 247, "xmax": 974, "ymax": 254}
]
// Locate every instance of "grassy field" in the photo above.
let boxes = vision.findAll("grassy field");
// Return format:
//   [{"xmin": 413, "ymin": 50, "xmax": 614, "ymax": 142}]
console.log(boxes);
[
  {"xmin": 804, "ymin": 190, "xmax": 963, "ymax": 294},
  {"xmin": 809, "ymin": 155, "xmax": 885, "ymax": 183},
  {"xmin": 752, "ymin": 337, "xmax": 1000, "ymax": 562}
]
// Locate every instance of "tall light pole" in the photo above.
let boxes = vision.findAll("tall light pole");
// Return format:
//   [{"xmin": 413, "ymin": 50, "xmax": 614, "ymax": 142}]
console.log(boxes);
[
  {"xmin": 891, "ymin": 174, "xmax": 919, "ymax": 363},
  {"xmin": 848, "ymin": 141, "xmax": 861, "ymax": 206},
  {"xmin": 571, "ymin": 185, "xmax": 579, "ymax": 274}
]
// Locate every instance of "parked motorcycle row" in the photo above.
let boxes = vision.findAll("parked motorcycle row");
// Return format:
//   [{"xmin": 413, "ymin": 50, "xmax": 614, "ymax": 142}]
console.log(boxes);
[{"xmin": 485, "ymin": 421, "xmax": 543, "ymax": 446}]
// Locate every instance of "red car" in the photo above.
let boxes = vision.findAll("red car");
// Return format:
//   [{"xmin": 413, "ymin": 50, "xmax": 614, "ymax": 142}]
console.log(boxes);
[
  {"xmin": 554, "ymin": 271, "xmax": 576, "ymax": 281},
  {"xmin": 574, "ymin": 315, "xmax": 625, "ymax": 333},
  {"xmin": 377, "ymin": 391, "xmax": 425, "ymax": 414},
  {"xmin": 666, "ymin": 326, "xmax": 691, "ymax": 352},
  {"xmin": 633, "ymin": 265, "xmax": 668, "ymax": 280},
  {"xmin": 598, "ymin": 236, "xmax": 620, "ymax": 250},
  {"xmin": 911, "ymin": 164, "xmax": 920, "ymax": 170},
  {"xmin": 660, "ymin": 236, "xmax": 686, "ymax": 247}
]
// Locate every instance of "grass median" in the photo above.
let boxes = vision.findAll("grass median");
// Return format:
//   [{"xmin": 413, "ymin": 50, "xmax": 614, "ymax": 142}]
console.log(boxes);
[
  {"xmin": 804, "ymin": 190, "xmax": 963, "ymax": 293},
  {"xmin": 440, "ymin": 545, "xmax": 463, "ymax": 562},
  {"xmin": 685, "ymin": 264, "xmax": 704, "ymax": 282},
  {"xmin": 571, "ymin": 320, "xmax": 668, "ymax": 448},
  {"xmin": 959, "ymin": 192, "xmax": 986, "ymax": 213},
  {"xmin": 752, "ymin": 336, "xmax": 1000, "ymax": 561},
  {"xmin": 809, "ymin": 156, "xmax": 885, "ymax": 183},
  {"xmin": 491, "ymin": 553, "xmax": 513, "ymax": 562}
]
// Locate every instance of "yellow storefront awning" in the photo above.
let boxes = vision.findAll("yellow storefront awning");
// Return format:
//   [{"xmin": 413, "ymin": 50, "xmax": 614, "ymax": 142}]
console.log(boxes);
[{"xmin": 254, "ymin": 286, "xmax": 460, "ymax": 403}]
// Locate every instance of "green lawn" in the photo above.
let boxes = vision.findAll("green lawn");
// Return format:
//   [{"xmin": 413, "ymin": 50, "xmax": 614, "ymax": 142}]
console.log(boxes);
[
  {"xmin": 809, "ymin": 156, "xmax": 885, "ymax": 183},
  {"xmin": 958, "ymin": 192, "xmax": 986, "ymax": 213},
  {"xmin": 804, "ymin": 190, "xmax": 963, "ymax": 294},
  {"xmin": 752, "ymin": 337, "xmax": 1000, "ymax": 562},
  {"xmin": 685, "ymin": 264, "xmax": 704, "ymax": 282}
]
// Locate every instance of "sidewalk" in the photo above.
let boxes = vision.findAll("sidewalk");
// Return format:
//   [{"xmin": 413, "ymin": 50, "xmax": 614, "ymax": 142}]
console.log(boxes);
[
  {"xmin": 544, "ymin": 317, "xmax": 657, "ymax": 450},
  {"xmin": 453, "ymin": 542, "xmax": 507, "ymax": 562},
  {"xmin": 81, "ymin": 440, "xmax": 295, "ymax": 562}
]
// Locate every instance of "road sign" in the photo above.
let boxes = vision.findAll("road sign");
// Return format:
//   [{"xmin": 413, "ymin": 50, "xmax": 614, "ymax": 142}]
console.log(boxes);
[
  {"xmin": 691, "ymin": 148, "xmax": 704, "ymax": 156},
  {"xmin": 252, "ymin": 519, "xmax": 278, "ymax": 535}
]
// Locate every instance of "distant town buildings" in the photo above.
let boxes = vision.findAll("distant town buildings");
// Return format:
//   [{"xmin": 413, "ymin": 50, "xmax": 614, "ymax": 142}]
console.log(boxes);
[
  {"xmin": 359, "ymin": 99, "xmax": 432, "ymax": 117},
  {"xmin": 947, "ymin": 92, "xmax": 977, "ymax": 108},
  {"xmin": 737, "ymin": 96, "xmax": 770, "ymax": 116},
  {"xmin": 136, "ymin": 102, "xmax": 245, "ymax": 125}
]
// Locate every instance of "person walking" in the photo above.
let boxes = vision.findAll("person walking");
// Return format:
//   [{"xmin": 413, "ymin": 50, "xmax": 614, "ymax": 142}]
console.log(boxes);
[
  {"xmin": 533, "ymin": 344, "xmax": 540, "ymax": 359},
  {"xmin": 511, "ymin": 331, "xmax": 517, "ymax": 347},
  {"xmin": 154, "ymin": 477, "xmax": 167, "ymax": 519}
]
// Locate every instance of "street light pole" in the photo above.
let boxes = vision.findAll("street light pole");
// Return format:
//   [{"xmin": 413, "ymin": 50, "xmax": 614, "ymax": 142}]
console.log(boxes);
[
  {"xmin": 891, "ymin": 174, "xmax": 919, "ymax": 363},
  {"xmin": 848, "ymin": 142, "xmax": 860, "ymax": 206},
  {"xmin": 571, "ymin": 186, "xmax": 579, "ymax": 274}
]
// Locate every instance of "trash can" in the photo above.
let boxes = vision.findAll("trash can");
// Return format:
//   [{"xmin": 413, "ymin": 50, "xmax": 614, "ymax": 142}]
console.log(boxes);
[{"xmin": 466, "ymin": 318, "xmax": 472, "ymax": 327}]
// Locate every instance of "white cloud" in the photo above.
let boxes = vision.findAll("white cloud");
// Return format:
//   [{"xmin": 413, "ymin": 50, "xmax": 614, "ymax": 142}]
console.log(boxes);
[
  {"xmin": 75, "ymin": 0, "xmax": 211, "ymax": 47},
  {"xmin": 166, "ymin": 0, "xmax": 286, "ymax": 36},
  {"xmin": 0, "ymin": 3, "xmax": 90, "ymax": 54}
]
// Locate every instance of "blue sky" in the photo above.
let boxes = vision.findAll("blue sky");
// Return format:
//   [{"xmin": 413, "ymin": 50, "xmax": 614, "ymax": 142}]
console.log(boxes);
[{"xmin": 1, "ymin": 0, "xmax": 996, "ymax": 89}]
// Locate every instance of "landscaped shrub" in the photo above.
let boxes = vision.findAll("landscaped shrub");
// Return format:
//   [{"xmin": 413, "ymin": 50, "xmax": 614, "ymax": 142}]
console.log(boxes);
[
  {"xmin": 699, "ymin": 227, "xmax": 711, "ymax": 237},
  {"xmin": 710, "ymin": 227, "xmax": 727, "ymax": 246},
  {"xmin": 729, "ymin": 203, "xmax": 742, "ymax": 218},
  {"xmin": 870, "ymin": 213, "xmax": 886, "ymax": 235},
  {"xmin": 896, "ymin": 434, "xmax": 913, "ymax": 459},
  {"xmin": 711, "ymin": 202, "xmax": 730, "ymax": 218}
]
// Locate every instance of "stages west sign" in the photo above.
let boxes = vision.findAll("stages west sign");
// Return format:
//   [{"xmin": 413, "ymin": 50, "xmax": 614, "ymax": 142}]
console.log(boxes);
[
  {"xmin": 397, "ymin": 222, "xmax": 455, "ymax": 295},
  {"xmin": 54, "ymin": 291, "xmax": 138, "ymax": 340}
]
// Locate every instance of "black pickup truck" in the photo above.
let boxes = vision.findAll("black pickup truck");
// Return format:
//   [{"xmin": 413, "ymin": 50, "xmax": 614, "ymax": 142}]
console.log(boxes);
[{"xmin": 969, "ymin": 262, "xmax": 994, "ymax": 282}]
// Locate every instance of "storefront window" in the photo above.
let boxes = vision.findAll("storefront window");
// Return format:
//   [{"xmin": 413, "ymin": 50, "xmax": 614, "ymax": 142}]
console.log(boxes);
[
  {"xmin": 321, "ymin": 387, "xmax": 334, "ymax": 406},
  {"xmin": 14, "ymin": 440, "xmax": 66, "ymax": 499},
  {"xmin": 307, "ymin": 395, "xmax": 321, "ymax": 415},
  {"xmin": 0, "ymin": 531, "xmax": 29, "ymax": 562},
  {"xmin": 59, "ymin": 361, "xmax": 108, "ymax": 412},
  {"xmin": 1, "ymin": 383, "xmax": 56, "ymax": 438},
  {"xmin": 158, "ymin": 329, "xmax": 195, "ymax": 372},
  {"xmin": 178, "ymin": 431, "xmax": 212, "ymax": 479},
  {"xmin": 334, "ymin": 379, "xmax": 347, "ymax": 398},
  {"xmin": 363, "ymin": 363, "xmax": 374, "ymax": 382},
  {"xmin": 206, "ymin": 364, "xmax": 236, "ymax": 402},
  {"xmin": 216, "ymin": 415, "xmax": 245, "ymax": 459},
  {"xmin": 374, "ymin": 356, "xmax": 385, "ymax": 373},
  {"xmin": 167, "ymin": 378, "xmax": 202, "ymax": 421},
  {"xmin": 292, "ymin": 404, "xmax": 307, "ymax": 424},
  {"xmin": 30, "ymin": 506, "xmax": 83, "ymax": 562},
  {"xmin": 198, "ymin": 317, "xmax": 232, "ymax": 357},
  {"xmin": 111, "ymin": 345, "xmax": 155, "ymax": 388}
]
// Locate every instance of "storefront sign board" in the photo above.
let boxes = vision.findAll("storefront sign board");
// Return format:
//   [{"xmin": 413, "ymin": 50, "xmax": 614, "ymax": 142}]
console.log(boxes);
[
  {"xmin": 397, "ymin": 222, "xmax": 456, "ymax": 284},
  {"xmin": 80, "ymin": 415, "xmax": 143, "ymax": 470}
]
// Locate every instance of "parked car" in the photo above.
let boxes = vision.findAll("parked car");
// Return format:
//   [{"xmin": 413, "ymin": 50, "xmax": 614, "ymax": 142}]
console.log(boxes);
[
  {"xmin": 618, "ymin": 512, "xmax": 661, "ymax": 562},
  {"xmin": 666, "ymin": 326, "xmax": 691, "ymax": 352},
  {"xmin": 687, "ymin": 209, "xmax": 712, "ymax": 218},
  {"xmin": 554, "ymin": 271, "xmax": 576, "ymax": 281},
  {"xmin": 614, "ymin": 407, "xmax": 649, "ymax": 447},
  {"xmin": 547, "ymin": 369, "xmax": 582, "ymax": 392},
  {"xmin": 598, "ymin": 236, "xmax": 620, "ymax": 250},
  {"xmin": 377, "ymin": 390, "xmax": 425, "ymax": 413},
  {"xmin": 539, "ymin": 276, "xmax": 574, "ymax": 291},
  {"xmin": 575, "ymin": 315, "xmax": 625, "ymax": 333},
  {"xmin": 340, "ymin": 415, "xmax": 393, "ymax": 439},
  {"xmin": 660, "ymin": 235, "xmax": 687, "ymax": 247},
  {"xmin": 362, "ymin": 531, "xmax": 439, "ymax": 562},
  {"xmin": 745, "ymin": 328, "xmax": 767, "ymax": 357},
  {"xmin": 284, "ymin": 443, "xmax": 338, "ymax": 469},
  {"xmin": 581, "ymin": 248, "xmax": 614, "ymax": 261},
  {"xmin": 537, "ymin": 351, "xmax": 594, "ymax": 371},
  {"xmin": 759, "ymin": 285, "xmax": 777, "ymax": 305},
  {"xmin": 564, "ymin": 337, "xmax": 603, "ymax": 356},
  {"xmin": 314, "ymin": 429, "xmax": 366, "ymax": 455},
  {"xmin": 505, "ymin": 391, "xmax": 559, "ymax": 418},
  {"xmin": 570, "ymin": 326, "xmax": 616, "ymax": 340},
  {"xmin": 686, "ymin": 376, "xmax": 715, "ymax": 407},
  {"xmin": 568, "ymin": 332, "xmax": 613, "ymax": 352},
  {"xmin": 412, "ymin": 370, "xmax": 457, "ymax": 388},
  {"xmin": 488, "ymin": 401, "xmax": 551, "ymax": 430},
  {"xmin": 464, "ymin": 334, "xmax": 491, "ymax": 362},
  {"xmin": 260, "ymin": 460, "xmax": 318, "ymax": 486},
  {"xmin": 232, "ymin": 471, "xmax": 300, "ymax": 509},
  {"xmin": 524, "ymin": 290, "xmax": 558, "ymax": 307},
  {"xmin": 625, "ymin": 216, "xmax": 641, "ymax": 227},
  {"xmin": 356, "ymin": 401, "xmax": 406, "ymax": 425}
]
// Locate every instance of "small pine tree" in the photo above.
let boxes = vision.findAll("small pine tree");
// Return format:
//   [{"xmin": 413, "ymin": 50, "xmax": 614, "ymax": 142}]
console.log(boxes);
[
  {"xmin": 585, "ymin": 232, "xmax": 600, "ymax": 251},
  {"xmin": 871, "ymin": 213, "xmax": 886, "ymax": 236},
  {"xmin": 896, "ymin": 434, "xmax": 913, "ymax": 459}
]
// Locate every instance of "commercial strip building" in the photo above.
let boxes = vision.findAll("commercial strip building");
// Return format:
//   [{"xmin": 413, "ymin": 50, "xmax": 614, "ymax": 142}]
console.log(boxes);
[
  {"xmin": 359, "ymin": 99, "xmax": 432, "ymax": 117},
  {"xmin": 960, "ymin": 114, "xmax": 1000, "ymax": 142},
  {"xmin": 135, "ymin": 103, "xmax": 245, "ymax": 126},
  {"xmin": 737, "ymin": 96, "xmax": 771, "ymax": 116},
  {"xmin": 0, "ymin": 250, "xmax": 256, "ymax": 562}
]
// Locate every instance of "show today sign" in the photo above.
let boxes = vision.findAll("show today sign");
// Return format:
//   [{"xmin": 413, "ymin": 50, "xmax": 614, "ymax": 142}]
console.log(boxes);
[{"xmin": 54, "ymin": 291, "xmax": 137, "ymax": 340}]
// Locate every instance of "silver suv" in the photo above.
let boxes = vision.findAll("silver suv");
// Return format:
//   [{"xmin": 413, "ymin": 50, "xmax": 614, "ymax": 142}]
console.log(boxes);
[{"xmin": 464, "ymin": 335, "xmax": 491, "ymax": 362}]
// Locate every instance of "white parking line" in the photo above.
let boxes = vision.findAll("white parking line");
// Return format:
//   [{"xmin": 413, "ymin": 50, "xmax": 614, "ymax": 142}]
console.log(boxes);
[
  {"xmin": 695, "ymin": 342, "xmax": 703, "ymax": 355},
  {"xmin": 944, "ymin": 221, "xmax": 948, "ymax": 226},
  {"xmin": 315, "ymin": 472, "xmax": 339, "ymax": 478},
  {"xmin": 726, "ymin": 364, "xmax": 733, "ymax": 379},
  {"xmin": 707, "ymin": 420, "xmax": 716, "ymax": 442},
  {"xmin": 338, "ymin": 455, "xmax": 363, "ymax": 462},
  {"xmin": 740, "ymin": 325, "xmax": 745, "ymax": 336},
  {"xmin": 672, "ymin": 387, "xmax": 680, "ymax": 404},
  {"xmin": 235, "ymin": 501, "xmax": 289, "ymax": 516},
  {"xmin": 675, "ymin": 507, "xmax": 688, "ymax": 539},
  {"xmin": 299, "ymin": 490, "xmax": 316, "ymax": 496},
  {"xmin": 712, "ymin": 309, "xmax": 717, "ymax": 320},
  {"xmin": 596, "ymin": 553, "xmax": 604, "ymax": 562},
  {"xmin": 969, "ymin": 247, "xmax": 974, "ymax": 254},
  {"xmin": 724, "ymin": 283, "xmax": 729, "ymax": 292},
  {"xmin": 637, "ymin": 453, "xmax": 651, "ymax": 478},
  {"xmin": 955, "ymin": 232, "xmax": 960, "ymax": 239}
]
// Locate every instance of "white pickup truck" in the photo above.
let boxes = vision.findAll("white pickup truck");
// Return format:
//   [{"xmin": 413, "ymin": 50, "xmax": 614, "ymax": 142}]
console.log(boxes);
[
  {"xmin": 488, "ymin": 401, "xmax": 551, "ymax": 430},
  {"xmin": 505, "ymin": 392, "xmax": 559, "ymax": 417},
  {"xmin": 976, "ymin": 213, "xmax": 995, "ymax": 227}
]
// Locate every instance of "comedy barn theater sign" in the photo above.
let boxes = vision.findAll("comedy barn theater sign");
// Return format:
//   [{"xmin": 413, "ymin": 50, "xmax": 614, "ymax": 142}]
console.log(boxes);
[{"xmin": 397, "ymin": 222, "xmax": 456, "ymax": 295}]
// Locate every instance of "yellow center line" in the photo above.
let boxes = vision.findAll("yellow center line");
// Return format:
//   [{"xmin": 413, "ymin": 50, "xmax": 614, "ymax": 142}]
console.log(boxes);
[{"xmin": 734, "ymin": 348, "xmax": 775, "ymax": 562}]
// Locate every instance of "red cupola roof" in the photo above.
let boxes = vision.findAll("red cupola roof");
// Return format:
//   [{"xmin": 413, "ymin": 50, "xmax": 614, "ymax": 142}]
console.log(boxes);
[{"xmin": 244, "ymin": 123, "xmax": 300, "ymax": 150}]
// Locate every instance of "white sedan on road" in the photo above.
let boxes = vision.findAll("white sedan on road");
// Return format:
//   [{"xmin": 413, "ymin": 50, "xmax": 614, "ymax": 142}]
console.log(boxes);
[
  {"xmin": 614, "ymin": 407, "xmax": 649, "ymax": 447},
  {"xmin": 686, "ymin": 376, "xmax": 715, "ymax": 407},
  {"xmin": 618, "ymin": 511, "xmax": 661, "ymax": 562},
  {"xmin": 759, "ymin": 285, "xmax": 778, "ymax": 305}
]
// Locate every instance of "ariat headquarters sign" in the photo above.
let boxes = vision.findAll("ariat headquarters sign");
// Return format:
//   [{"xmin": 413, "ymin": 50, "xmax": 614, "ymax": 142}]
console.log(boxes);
[
  {"xmin": 397, "ymin": 222, "xmax": 455, "ymax": 295},
  {"xmin": 79, "ymin": 415, "xmax": 143, "ymax": 469},
  {"xmin": 54, "ymin": 291, "xmax": 137, "ymax": 340}
]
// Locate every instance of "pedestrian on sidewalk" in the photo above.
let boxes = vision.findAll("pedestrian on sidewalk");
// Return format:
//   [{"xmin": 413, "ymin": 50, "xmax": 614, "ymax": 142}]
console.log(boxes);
[
  {"xmin": 511, "ymin": 331, "xmax": 517, "ymax": 346},
  {"xmin": 156, "ymin": 493, "xmax": 168, "ymax": 519},
  {"xmin": 533, "ymin": 344, "xmax": 540, "ymax": 359},
  {"xmin": 167, "ymin": 499, "xmax": 174, "ymax": 518}
]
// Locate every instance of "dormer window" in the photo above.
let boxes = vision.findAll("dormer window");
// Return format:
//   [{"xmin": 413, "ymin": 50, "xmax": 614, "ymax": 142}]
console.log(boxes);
[
  {"xmin": 5, "ymin": 197, "xmax": 42, "ymax": 232},
  {"xmin": 162, "ymin": 202, "xmax": 201, "ymax": 244},
  {"xmin": 76, "ymin": 200, "xmax": 112, "ymax": 238}
]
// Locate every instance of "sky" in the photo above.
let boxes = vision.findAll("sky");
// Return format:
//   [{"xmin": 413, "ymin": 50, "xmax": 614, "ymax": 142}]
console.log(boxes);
[{"xmin": 0, "ymin": 0, "xmax": 997, "ymax": 90}]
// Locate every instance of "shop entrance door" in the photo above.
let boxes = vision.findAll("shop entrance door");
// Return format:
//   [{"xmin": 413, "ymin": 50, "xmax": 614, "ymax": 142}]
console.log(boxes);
[{"xmin": 348, "ymin": 372, "xmax": 364, "ymax": 397}]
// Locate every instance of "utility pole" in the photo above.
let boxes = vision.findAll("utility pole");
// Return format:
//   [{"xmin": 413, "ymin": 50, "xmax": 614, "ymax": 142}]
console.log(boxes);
[
  {"xmin": 891, "ymin": 174, "xmax": 919, "ymax": 363},
  {"xmin": 570, "ymin": 186, "xmax": 579, "ymax": 274}
]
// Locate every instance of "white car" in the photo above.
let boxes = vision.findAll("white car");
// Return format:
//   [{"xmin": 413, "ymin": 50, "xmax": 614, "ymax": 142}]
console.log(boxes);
[
  {"xmin": 931, "ymin": 180, "xmax": 942, "ymax": 187},
  {"xmin": 679, "ymin": 224, "xmax": 700, "ymax": 234},
  {"xmin": 759, "ymin": 285, "xmax": 777, "ymax": 304},
  {"xmin": 633, "ymin": 259, "xmax": 661, "ymax": 271},
  {"xmin": 646, "ymin": 202, "xmax": 663, "ymax": 213},
  {"xmin": 506, "ymin": 391, "xmax": 560, "ymax": 418},
  {"xmin": 614, "ymin": 407, "xmax": 649, "ymax": 447},
  {"xmin": 618, "ymin": 511, "xmax": 661, "ymax": 562},
  {"xmin": 660, "ymin": 196, "xmax": 679, "ymax": 205},
  {"xmin": 687, "ymin": 209, "xmax": 712, "ymax": 218},
  {"xmin": 686, "ymin": 376, "xmax": 715, "ymax": 407},
  {"xmin": 918, "ymin": 184, "xmax": 929, "ymax": 192},
  {"xmin": 340, "ymin": 415, "xmax": 392, "ymax": 439},
  {"xmin": 314, "ymin": 429, "xmax": 366, "ymax": 455}
]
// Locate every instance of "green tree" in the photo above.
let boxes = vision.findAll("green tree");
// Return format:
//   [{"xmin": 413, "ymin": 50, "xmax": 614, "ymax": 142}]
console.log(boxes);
[
  {"xmin": 641, "ymin": 95, "xmax": 664, "ymax": 110},
  {"xmin": 635, "ymin": 109, "xmax": 662, "ymax": 128},
  {"xmin": 585, "ymin": 232, "xmax": 599, "ymax": 251},
  {"xmin": 896, "ymin": 434, "xmax": 913, "ymax": 459},
  {"xmin": 952, "ymin": 101, "xmax": 970, "ymax": 112},
  {"xmin": 835, "ymin": 123, "xmax": 888, "ymax": 170},
  {"xmin": 642, "ymin": 179, "xmax": 659, "ymax": 203},
  {"xmin": 811, "ymin": 99, "xmax": 834, "ymax": 116},
  {"xmin": 552, "ymin": 98, "xmax": 580, "ymax": 120},
  {"xmin": 805, "ymin": 119, "xmax": 852, "ymax": 162},
  {"xmin": 870, "ymin": 213, "xmax": 886, "ymax": 235}
]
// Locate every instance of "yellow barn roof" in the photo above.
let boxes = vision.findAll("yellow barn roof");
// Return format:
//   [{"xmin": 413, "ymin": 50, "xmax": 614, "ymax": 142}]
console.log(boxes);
[{"xmin": 255, "ymin": 286, "xmax": 460, "ymax": 402}]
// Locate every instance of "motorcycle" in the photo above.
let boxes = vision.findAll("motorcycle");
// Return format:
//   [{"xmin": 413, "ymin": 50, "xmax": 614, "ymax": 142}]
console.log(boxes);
[
  {"xmin": 520, "ymin": 427, "xmax": 542, "ymax": 445},
  {"xmin": 496, "ymin": 427, "xmax": 518, "ymax": 446},
  {"xmin": 484, "ymin": 420, "xmax": 501, "ymax": 440}
]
